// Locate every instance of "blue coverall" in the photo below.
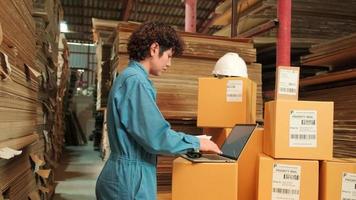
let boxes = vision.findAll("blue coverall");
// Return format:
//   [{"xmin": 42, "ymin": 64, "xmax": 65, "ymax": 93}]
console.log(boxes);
[{"xmin": 95, "ymin": 60, "xmax": 200, "ymax": 200}]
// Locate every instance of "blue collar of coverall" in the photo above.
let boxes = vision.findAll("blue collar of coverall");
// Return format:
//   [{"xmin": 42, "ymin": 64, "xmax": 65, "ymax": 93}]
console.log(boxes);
[
  {"xmin": 129, "ymin": 60, "xmax": 149, "ymax": 77},
  {"xmin": 128, "ymin": 60, "xmax": 156, "ymax": 88}
]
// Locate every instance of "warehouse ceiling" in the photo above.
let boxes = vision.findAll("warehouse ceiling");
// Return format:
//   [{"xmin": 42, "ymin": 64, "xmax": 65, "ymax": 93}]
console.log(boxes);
[{"xmin": 60, "ymin": 0, "xmax": 225, "ymax": 43}]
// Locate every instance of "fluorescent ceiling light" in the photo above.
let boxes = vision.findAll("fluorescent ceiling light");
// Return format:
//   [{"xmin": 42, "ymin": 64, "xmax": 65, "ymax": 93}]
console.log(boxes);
[
  {"xmin": 60, "ymin": 21, "xmax": 69, "ymax": 33},
  {"xmin": 68, "ymin": 42, "xmax": 95, "ymax": 46}
]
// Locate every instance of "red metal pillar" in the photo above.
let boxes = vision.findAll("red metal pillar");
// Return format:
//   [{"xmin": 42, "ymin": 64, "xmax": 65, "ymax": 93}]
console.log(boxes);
[
  {"xmin": 276, "ymin": 0, "xmax": 291, "ymax": 67},
  {"xmin": 185, "ymin": 0, "xmax": 197, "ymax": 32}
]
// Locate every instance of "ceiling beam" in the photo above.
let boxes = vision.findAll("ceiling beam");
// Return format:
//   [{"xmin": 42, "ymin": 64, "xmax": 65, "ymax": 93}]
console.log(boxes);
[
  {"xmin": 139, "ymin": 2, "xmax": 212, "ymax": 12},
  {"xmin": 62, "ymin": 5, "xmax": 122, "ymax": 12},
  {"xmin": 65, "ymin": 31, "xmax": 92, "ymax": 35},
  {"xmin": 199, "ymin": 13, "xmax": 220, "ymax": 33},
  {"xmin": 64, "ymin": 11, "xmax": 206, "ymax": 23},
  {"xmin": 197, "ymin": 1, "xmax": 222, "ymax": 33},
  {"xmin": 236, "ymin": 19, "xmax": 278, "ymax": 38},
  {"xmin": 121, "ymin": 0, "xmax": 134, "ymax": 21},
  {"xmin": 64, "ymin": 14, "xmax": 120, "ymax": 21}
]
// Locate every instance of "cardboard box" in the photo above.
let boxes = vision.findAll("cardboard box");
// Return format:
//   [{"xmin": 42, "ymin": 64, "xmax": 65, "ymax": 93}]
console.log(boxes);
[
  {"xmin": 197, "ymin": 77, "xmax": 257, "ymax": 128},
  {"xmin": 172, "ymin": 157, "xmax": 238, "ymax": 200},
  {"xmin": 264, "ymin": 100, "xmax": 333, "ymax": 160},
  {"xmin": 238, "ymin": 127, "xmax": 263, "ymax": 200},
  {"xmin": 257, "ymin": 154, "xmax": 319, "ymax": 200},
  {"xmin": 275, "ymin": 66, "xmax": 300, "ymax": 101},
  {"xmin": 320, "ymin": 159, "xmax": 356, "ymax": 200},
  {"xmin": 172, "ymin": 128, "xmax": 263, "ymax": 200}
]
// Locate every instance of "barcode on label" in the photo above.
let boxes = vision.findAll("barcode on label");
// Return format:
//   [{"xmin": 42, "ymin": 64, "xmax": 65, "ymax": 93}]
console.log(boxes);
[
  {"xmin": 280, "ymin": 87, "xmax": 296, "ymax": 93},
  {"xmin": 301, "ymin": 119, "xmax": 315, "ymax": 125},
  {"xmin": 227, "ymin": 94, "xmax": 241, "ymax": 97},
  {"xmin": 283, "ymin": 174, "xmax": 299, "ymax": 180},
  {"xmin": 272, "ymin": 188, "xmax": 299, "ymax": 195},
  {"xmin": 291, "ymin": 134, "xmax": 316, "ymax": 140}
]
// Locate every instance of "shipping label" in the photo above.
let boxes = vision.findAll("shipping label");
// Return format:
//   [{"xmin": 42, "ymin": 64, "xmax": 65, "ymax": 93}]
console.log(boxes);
[
  {"xmin": 289, "ymin": 110, "xmax": 317, "ymax": 147},
  {"xmin": 278, "ymin": 68, "xmax": 298, "ymax": 95},
  {"xmin": 341, "ymin": 172, "xmax": 356, "ymax": 200},
  {"xmin": 272, "ymin": 164, "xmax": 301, "ymax": 200},
  {"xmin": 226, "ymin": 80, "xmax": 243, "ymax": 102}
]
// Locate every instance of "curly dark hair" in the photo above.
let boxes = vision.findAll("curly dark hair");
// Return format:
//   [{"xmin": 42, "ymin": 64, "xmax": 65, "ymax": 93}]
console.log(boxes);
[{"xmin": 127, "ymin": 21, "xmax": 184, "ymax": 61}]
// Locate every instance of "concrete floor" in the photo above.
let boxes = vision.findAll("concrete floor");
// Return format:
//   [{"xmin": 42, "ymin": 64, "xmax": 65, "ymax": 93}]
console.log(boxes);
[
  {"xmin": 53, "ymin": 143, "xmax": 172, "ymax": 200},
  {"xmin": 53, "ymin": 144, "xmax": 104, "ymax": 200}
]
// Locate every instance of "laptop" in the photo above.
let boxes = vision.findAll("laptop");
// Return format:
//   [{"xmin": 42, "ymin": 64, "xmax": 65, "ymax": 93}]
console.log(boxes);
[{"xmin": 181, "ymin": 124, "xmax": 257, "ymax": 163}]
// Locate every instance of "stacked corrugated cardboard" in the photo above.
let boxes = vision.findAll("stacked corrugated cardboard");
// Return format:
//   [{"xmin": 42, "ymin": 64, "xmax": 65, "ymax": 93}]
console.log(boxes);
[
  {"xmin": 92, "ymin": 19, "xmax": 118, "ymax": 158},
  {"xmin": 0, "ymin": 0, "xmax": 43, "ymax": 199},
  {"xmin": 92, "ymin": 18, "xmax": 118, "ymax": 110},
  {"xmin": 54, "ymin": 33, "xmax": 70, "ymax": 163},
  {"xmin": 32, "ymin": 0, "xmax": 64, "ymax": 167},
  {"xmin": 214, "ymin": 0, "xmax": 356, "ymax": 42},
  {"xmin": 1, "ymin": 0, "xmax": 66, "ymax": 199},
  {"xmin": 259, "ymin": 66, "xmax": 355, "ymax": 200}
]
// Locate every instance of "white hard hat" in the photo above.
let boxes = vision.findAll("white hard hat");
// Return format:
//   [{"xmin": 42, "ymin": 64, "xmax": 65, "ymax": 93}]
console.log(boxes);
[{"xmin": 212, "ymin": 52, "xmax": 248, "ymax": 77}]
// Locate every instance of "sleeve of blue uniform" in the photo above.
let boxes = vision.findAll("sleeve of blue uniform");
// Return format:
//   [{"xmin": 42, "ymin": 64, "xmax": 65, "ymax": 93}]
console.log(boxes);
[{"xmin": 119, "ymin": 82, "xmax": 200, "ymax": 155}]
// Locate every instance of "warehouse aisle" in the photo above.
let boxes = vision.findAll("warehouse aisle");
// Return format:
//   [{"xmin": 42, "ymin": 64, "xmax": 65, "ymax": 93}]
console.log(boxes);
[
  {"xmin": 53, "ymin": 143, "xmax": 172, "ymax": 200},
  {"xmin": 53, "ymin": 143, "xmax": 103, "ymax": 200}
]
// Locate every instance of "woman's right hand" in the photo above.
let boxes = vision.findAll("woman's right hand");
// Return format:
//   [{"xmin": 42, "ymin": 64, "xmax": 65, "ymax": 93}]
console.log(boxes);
[{"xmin": 198, "ymin": 138, "xmax": 222, "ymax": 154}]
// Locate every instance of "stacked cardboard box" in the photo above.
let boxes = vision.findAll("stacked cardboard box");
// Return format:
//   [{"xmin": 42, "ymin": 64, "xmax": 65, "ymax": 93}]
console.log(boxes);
[
  {"xmin": 172, "ymin": 59, "xmax": 262, "ymax": 199},
  {"xmin": 172, "ymin": 128, "xmax": 264, "ymax": 200},
  {"xmin": 320, "ymin": 158, "xmax": 356, "ymax": 200},
  {"xmin": 258, "ymin": 66, "xmax": 342, "ymax": 200}
]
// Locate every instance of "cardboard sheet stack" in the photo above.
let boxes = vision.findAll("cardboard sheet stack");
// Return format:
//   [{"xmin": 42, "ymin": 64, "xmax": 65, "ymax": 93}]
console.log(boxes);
[
  {"xmin": 0, "ymin": 0, "xmax": 45, "ymax": 199},
  {"xmin": 1, "ymin": 0, "xmax": 65, "ymax": 199},
  {"xmin": 300, "ymin": 33, "xmax": 356, "ymax": 158},
  {"xmin": 214, "ymin": 0, "xmax": 356, "ymax": 43},
  {"xmin": 92, "ymin": 18, "xmax": 119, "ymax": 158},
  {"xmin": 32, "ymin": 0, "xmax": 64, "ymax": 168},
  {"xmin": 31, "ymin": 1, "xmax": 64, "ymax": 198},
  {"xmin": 92, "ymin": 18, "xmax": 118, "ymax": 110},
  {"xmin": 55, "ymin": 33, "xmax": 70, "ymax": 162}
]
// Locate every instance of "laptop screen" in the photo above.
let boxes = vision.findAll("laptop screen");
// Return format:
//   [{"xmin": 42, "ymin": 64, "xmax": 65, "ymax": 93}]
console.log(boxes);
[{"xmin": 220, "ymin": 124, "xmax": 257, "ymax": 160}]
